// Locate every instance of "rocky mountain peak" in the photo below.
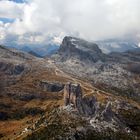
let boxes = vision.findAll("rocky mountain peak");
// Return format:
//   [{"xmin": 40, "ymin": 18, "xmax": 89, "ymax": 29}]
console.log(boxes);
[
  {"xmin": 58, "ymin": 36, "xmax": 106, "ymax": 63},
  {"xmin": 60, "ymin": 36, "xmax": 102, "ymax": 53}
]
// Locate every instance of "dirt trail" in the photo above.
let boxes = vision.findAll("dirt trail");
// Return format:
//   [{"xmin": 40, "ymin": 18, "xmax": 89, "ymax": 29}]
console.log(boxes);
[{"xmin": 47, "ymin": 60, "xmax": 96, "ymax": 94}]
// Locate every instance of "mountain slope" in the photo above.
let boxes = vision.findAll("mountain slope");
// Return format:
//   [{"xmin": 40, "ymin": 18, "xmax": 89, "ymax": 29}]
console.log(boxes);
[
  {"xmin": 53, "ymin": 36, "xmax": 140, "ymax": 102},
  {"xmin": 28, "ymin": 50, "xmax": 42, "ymax": 58},
  {"xmin": 0, "ymin": 45, "xmax": 34, "ymax": 61}
]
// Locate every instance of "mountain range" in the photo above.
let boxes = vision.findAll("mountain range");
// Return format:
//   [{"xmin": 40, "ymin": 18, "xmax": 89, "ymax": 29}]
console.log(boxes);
[
  {"xmin": 4, "ymin": 37, "xmax": 139, "ymax": 58},
  {"xmin": 5, "ymin": 44, "xmax": 59, "ymax": 57},
  {"xmin": 96, "ymin": 38, "xmax": 139, "ymax": 54}
]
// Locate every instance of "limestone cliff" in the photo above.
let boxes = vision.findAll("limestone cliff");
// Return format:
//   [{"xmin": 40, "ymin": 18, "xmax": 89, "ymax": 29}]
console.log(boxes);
[
  {"xmin": 63, "ymin": 83, "xmax": 97, "ymax": 116},
  {"xmin": 58, "ymin": 36, "xmax": 106, "ymax": 63}
]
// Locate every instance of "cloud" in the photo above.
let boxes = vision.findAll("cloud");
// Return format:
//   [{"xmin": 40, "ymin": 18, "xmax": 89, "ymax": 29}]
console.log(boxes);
[
  {"xmin": 0, "ymin": 0, "xmax": 140, "ymax": 46},
  {"xmin": 0, "ymin": 0, "xmax": 25, "ymax": 19}
]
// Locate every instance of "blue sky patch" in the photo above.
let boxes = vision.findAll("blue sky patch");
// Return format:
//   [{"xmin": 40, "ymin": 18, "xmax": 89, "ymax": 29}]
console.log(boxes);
[
  {"xmin": 0, "ymin": 17, "xmax": 15, "ymax": 23},
  {"xmin": 8, "ymin": 0, "xmax": 27, "ymax": 3}
]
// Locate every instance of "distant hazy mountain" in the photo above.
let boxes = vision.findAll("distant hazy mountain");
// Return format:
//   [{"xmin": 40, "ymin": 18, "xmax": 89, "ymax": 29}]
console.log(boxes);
[
  {"xmin": 6, "ymin": 44, "xmax": 59, "ymax": 57},
  {"xmin": 95, "ymin": 39, "xmax": 138, "ymax": 54},
  {"xmin": 28, "ymin": 50, "xmax": 42, "ymax": 58},
  {"xmin": 4, "ymin": 37, "xmax": 139, "ymax": 57},
  {"xmin": 21, "ymin": 45, "xmax": 59, "ymax": 57}
]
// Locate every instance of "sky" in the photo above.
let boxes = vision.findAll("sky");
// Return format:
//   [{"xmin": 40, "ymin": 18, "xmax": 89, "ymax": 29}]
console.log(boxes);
[{"xmin": 0, "ymin": 0, "xmax": 140, "ymax": 46}]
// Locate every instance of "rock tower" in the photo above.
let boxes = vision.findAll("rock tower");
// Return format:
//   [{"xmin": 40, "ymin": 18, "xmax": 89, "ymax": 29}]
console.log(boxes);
[{"xmin": 64, "ymin": 83, "xmax": 82, "ymax": 107}]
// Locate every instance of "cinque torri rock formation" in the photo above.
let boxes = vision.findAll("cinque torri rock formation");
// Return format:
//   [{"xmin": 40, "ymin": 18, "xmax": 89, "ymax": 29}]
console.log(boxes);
[
  {"xmin": 63, "ymin": 83, "xmax": 123, "ymax": 132},
  {"xmin": 63, "ymin": 83, "xmax": 97, "ymax": 116},
  {"xmin": 63, "ymin": 83, "xmax": 82, "ymax": 107}
]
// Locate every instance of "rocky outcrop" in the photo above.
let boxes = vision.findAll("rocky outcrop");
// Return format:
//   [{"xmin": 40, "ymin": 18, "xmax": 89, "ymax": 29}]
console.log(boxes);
[
  {"xmin": 76, "ymin": 96, "xmax": 97, "ymax": 116},
  {"xmin": 101, "ymin": 102, "xmax": 114, "ymax": 121},
  {"xmin": 63, "ymin": 83, "xmax": 82, "ymax": 107},
  {"xmin": 0, "ymin": 62, "xmax": 25, "ymax": 75},
  {"xmin": 39, "ymin": 81, "xmax": 64, "ymax": 92},
  {"xmin": 63, "ymin": 83, "xmax": 97, "ymax": 116},
  {"xmin": 63, "ymin": 83, "xmax": 126, "ymax": 132}
]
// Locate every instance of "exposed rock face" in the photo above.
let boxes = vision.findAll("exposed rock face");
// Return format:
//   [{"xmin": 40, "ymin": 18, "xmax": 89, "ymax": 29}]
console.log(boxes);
[
  {"xmin": 39, "ymin": 81, "xmax": 64, "ymax": 92},
  {"xmin": 63, "ymin": 83, "xmax": 82, "ymax": 107},
  {"xmin": 58, "ymin": 36, "xmax": 106, "ymax": 63},
  {"xmin": 0, "ymin": 62, "xmax": 25, "ymax": 75},
  {"xmin": 101, "ymin": 102, "xmax": 113, "ymax": 121},
  {"xmin": 60, "ymin": 36, "xmax": 102, "ymax": 53},
  {"xmin": 63, "ymin": 83, "xmax": 125, "ymax": 131},
  {"xmin": 63, "ymin": 83, "xmax": 97, "ymax": 116},
  {"xmin": 76, "ymin": 96, "xmax": 97, "ymax": 116},
  {"xmin": 89, "ymin": 102, "xmax": 125, "ymax": 132}
]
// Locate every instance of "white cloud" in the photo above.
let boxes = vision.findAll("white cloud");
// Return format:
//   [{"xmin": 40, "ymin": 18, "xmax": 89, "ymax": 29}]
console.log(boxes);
[
  {"xmin": 0, "ymin": 0, "xmax": 140, "ymax": 46},
  {"xmin": 0, "ymin": 0, "xmax": 25, "ymax": 19}
]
